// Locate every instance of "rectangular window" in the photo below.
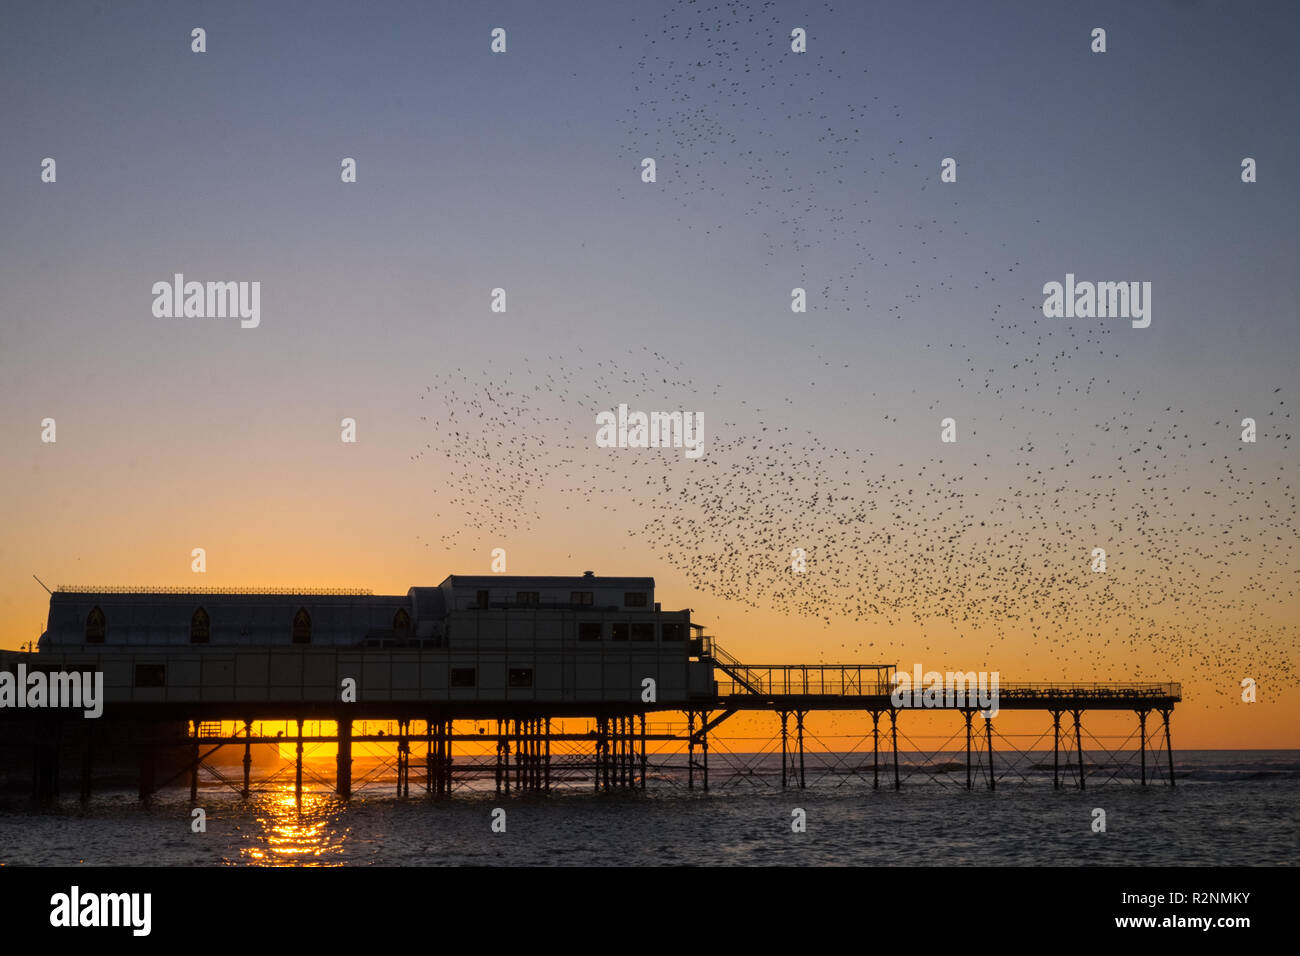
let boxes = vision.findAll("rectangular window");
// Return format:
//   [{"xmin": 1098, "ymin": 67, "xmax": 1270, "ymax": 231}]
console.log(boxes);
[
  {"xmin": 516, "ymin": 591, "xmax": 539, "ymax": 606},
  {"xmin": 661, "ymin": 623, "xmax": 685, "ymax": 641},
  {"xmin": 611, "ymin": 622, "xmax": 629, "ymax": 641},
  {"xmin": 624, "ymin": 592, "xmax": 648, "ymax": 607},
  {"xmin": 631, "ymin": 622, "xmax": 654, "ymax": 642},
  {"xmin": 571, "ymin": 591, "xmax": 594, "ymax": 606},
  {"xmin": 476, "ymin": 590, "xmax": 489, "ymax": 609},
  {"xmin": 508, "ymin": 668, "xmax": 533, "ymax": 688},
  {"xmin": 579, "ymin": 622, "xmax": 602, "ymax": 641},
  {"xmin": 450, "ymin": 667, "xmax": 476, "ymax": 688},
  {"xmin": 134, "ymin": 664, "xmax": 166, "ymax": 688}
]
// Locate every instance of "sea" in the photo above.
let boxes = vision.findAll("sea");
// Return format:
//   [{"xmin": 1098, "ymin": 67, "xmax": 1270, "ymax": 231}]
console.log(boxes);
[{"xmin": 0, "ymin": 749, "xmax": 1295, "ymax": 866}]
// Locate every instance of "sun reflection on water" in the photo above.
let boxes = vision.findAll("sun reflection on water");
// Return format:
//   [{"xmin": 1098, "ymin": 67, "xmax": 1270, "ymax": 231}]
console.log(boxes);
[{"xmin": 240, "ymin": 786, "xmax": 350, "ymax": 866}]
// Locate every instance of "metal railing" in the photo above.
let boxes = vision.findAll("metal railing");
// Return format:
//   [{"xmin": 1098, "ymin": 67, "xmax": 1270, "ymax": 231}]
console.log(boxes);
[
  {"xmin": 710, "ymin": 672, "xmax": 1181, "ymax": 701},
  {"xmin": 55, "ymin": 585, "xmax": 374, "ymax": 595},
  {"xmin": 713, "ymin": 669, "xmax": 897, "ymax": 697},
  {"xmin": 994, "ymin": 682, "xmax": 1182, "ymax": 699},
  {"xmin": 708, "ymin": 644, "xmax": 899, "ymax": 697}
]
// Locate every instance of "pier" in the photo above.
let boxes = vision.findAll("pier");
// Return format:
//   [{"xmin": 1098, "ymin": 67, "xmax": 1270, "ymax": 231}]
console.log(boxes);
[{"xmin": 2, "ymin": 577, "xmax": 1182, "ymax": 801}]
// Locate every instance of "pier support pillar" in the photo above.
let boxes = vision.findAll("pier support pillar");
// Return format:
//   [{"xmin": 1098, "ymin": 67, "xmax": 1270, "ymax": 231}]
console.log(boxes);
[
  {"xmin": 189, "ymin": 719, "xmax": 200, "ymax": 803},
  {"xmin": 526, "ymin": 718, "xmax": 535, "ymax": 790},
  {"xmin": 425, "ymin": 719, "xmax": 434, "ymax": 795},
  {"xmin": 964, "ymin": 710, "xmax": 973, "ymax": 791},
  {"xmin": 295, "ymin": 718, "xmax": 304, "ymax": 806},
  {"xmin": 445, "ymin": 719, "xmax": 454, "ymax": 794},
  {"xmin": 1137, "ymin": 710, "xmax": 1148, "ymax": 786},
  {"xmin": 498, "ymin": 720, "xmax": 511, "ymax": 794},
  {"xmin": 985, "ymin": 715, "xmax": 995, "ymax": 791},
  {"xmin": 638, "ymin": 713, "xmax": 646, "ymax": 790},
  {"xmin": 1051, "ymin": 710, "xmax": 1061, "ymax": 790},
  {"xmin": 608, "ymin": 717, "xmax": 615, "ymax": 790},
  {"xmin": 701, "ymin": 710, "xmax": 710, "ymax": 792},
  {"xmin": 596, "ymin": 716, "xmax": 607, "ymax": 791},
  {"xmin": 494, "ymin": 721, "xmax": 502, "ymax": 793},
  {"xmin": 871, "ymin": 711, "xmax": 880, "ymax": 790},
  {"xmin": 397, "ymin": 719, "xmax": 410, "ymax": 798},
  {"xmin": 512, "ymin": 719, "xmax": 522, "ymax": 792},
  {"xmin": 687, "ymin": 712, "xmax": 696, "ymax": 791},
  {"xmin": 617, "ymin": 716, "xmax": 627, "ymax": 789},
  {"xmin": 242, "ymin": 720, "xmax": 253, "ymax": 799},
  {"xmin": 779, "ymin": 712, "xmax": 789, "ymax": 788},
  {"xmin": 429, "ymin": 717, "xmax": 449, "ymax": 796},
  {"xmin": 890, "ymin": 709, "xmax": 900, "ymax": 791},
  {"xmin": 1072, "ymin": 710, "xmax": 1085, "ymax": 791},
  {"xmin": 1161, "ymin": 708, "xmax": 1175, "ymax": 788},
  {"xmin": 795, "ymin": 710, "xmax": 806, "ymax": 789},
  {"xmin": 336, "ymin": 718, "xmax": 352, "ymax": 799}
]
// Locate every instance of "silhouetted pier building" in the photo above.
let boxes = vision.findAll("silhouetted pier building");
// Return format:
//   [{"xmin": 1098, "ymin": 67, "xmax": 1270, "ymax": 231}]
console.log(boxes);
[{"xmin": 3, "ymin": 574, "xmax": 1181, "ymax": 801}]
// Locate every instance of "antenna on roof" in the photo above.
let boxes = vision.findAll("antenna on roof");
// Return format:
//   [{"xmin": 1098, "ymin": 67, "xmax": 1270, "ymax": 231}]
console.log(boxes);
[{"xmin": 32, "ymin": 574, "xmax": 52, "ymax": 595}]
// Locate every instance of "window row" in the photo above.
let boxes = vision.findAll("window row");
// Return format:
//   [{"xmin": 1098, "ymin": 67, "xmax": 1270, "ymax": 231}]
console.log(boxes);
[
  {"xmin": 84, "ymin": 605, "xmax": 413, "ymax": 644},
  {"xmin": 578, "ymin": 622, "xmax": 685, "ymax": 642},
  {"xmin": 131, "ymin": 663, "xmax": 530, "ymax": 690},
  {"xmin": 474, "ymin": 591, "xmax": 651, "ymax": 609}
]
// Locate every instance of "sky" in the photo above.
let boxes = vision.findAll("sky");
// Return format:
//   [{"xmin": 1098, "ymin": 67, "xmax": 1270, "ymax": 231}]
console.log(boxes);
[{"xmin": 1, "ymin": 0, "xmax": 1296, "ymax": 748}]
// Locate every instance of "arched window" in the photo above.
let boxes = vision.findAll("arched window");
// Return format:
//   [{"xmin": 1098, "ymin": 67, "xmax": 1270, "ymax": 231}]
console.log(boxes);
[
  {"xmin": 85, "ymin": 606, "xmax": 106, "ymax": 643},
  {"xmin": 292, "ymin": 607, "xmax": 312, "ymax": 644},
  {"xmin": 393, "ymin": 608, "xmax": 411, "ymax": 634},
  {"xmin": 191, "ymin": 607, "xmax": 210, "ymax": 644}
]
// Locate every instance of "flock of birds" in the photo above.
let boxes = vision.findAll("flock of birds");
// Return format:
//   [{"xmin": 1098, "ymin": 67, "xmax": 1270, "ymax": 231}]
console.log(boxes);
[
  {"xmin": 409, "ymin": 2, "xmax": 1295, "ymax": 698},
  {"xmin": 616, "ymin": 0, "xmax": 976, "ymax": 313},
  {"xmin": 414, "ymin": 344, "xmax": 1294, "ymax": 692}
]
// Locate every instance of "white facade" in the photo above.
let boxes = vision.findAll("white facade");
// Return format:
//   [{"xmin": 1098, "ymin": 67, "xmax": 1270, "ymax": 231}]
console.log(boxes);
[{"xmin": 30, "ymin": 574, "xmax": 715, "ymax": 707}]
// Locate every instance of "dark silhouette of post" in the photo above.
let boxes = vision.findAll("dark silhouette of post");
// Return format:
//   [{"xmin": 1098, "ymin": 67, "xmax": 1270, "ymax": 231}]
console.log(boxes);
[
  {"xmin": 871, "ymin": 711, "xmax": 880, "ymax": 790},
  {"xmin": 890, "ymin": 708, "xmax": 900, "ymax": 791},
  {"xmin": 189, "ymin": 719, "xmax": 199, "ymax": 802},
  {"xmin": 1072, "ymin": 710, "xmax": 1085, "ymax": 790},
  {"xmin": 964, "ymin": 710, "xmax": 974, "ymax": 791},
  {"xmin": 985, "ymin": 715, "xmax": 995, "ymax": 791},
  {"xmin": 779, "ymin": 711, "xmax": 789, "ymax": 787},
  {"xmin": 1161, "ymin": 708, "xmax": 1175, "ymax": 787},
  {"xmin": 1137, "ymin": 709, "xmax": 1148, "ymax": 786},
  {"xmin": 795, "ymin": 710, "xmax": 807, "ymax": 788},
  {"xmin": 336, "ymin": 718, "xmax": 351, "ymax": 798},
  {"xmin": 242, "ymin": 719, "xmax": 253, "ymax": 798},
  {"xmin": 294, "ymin": 718, "xmax": 304, "ymax": 805},
  {"xmin": 1051, "ymin": 710, "xmax": 1061, "ymax": 790}
]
